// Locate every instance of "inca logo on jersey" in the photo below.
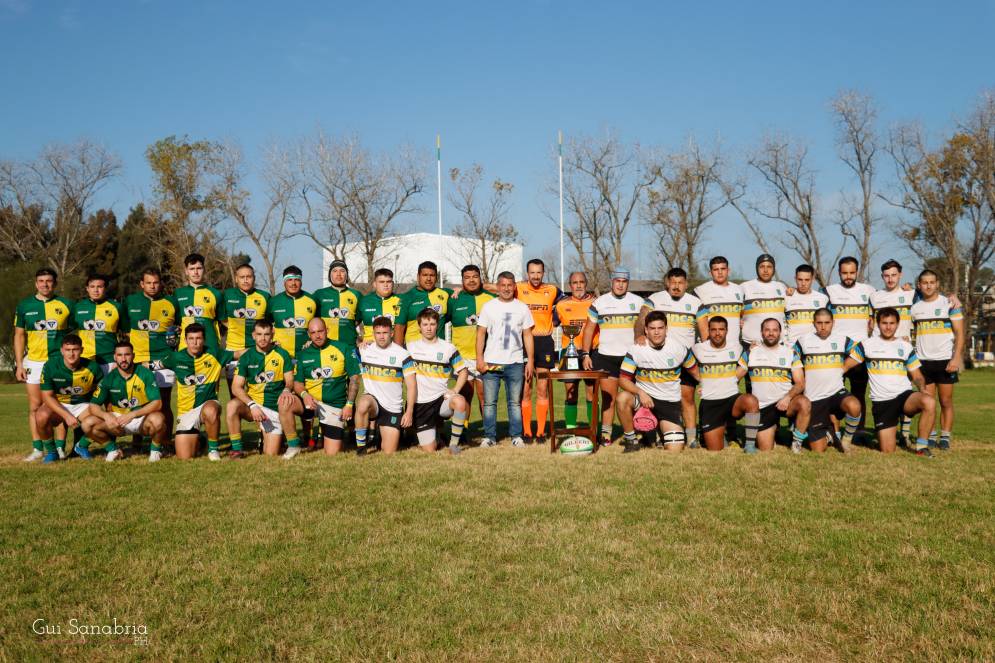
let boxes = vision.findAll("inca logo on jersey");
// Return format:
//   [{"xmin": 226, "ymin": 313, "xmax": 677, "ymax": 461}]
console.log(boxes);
[
  {"xmin": 310, "ymin": 367, "xmax": 334, "ymax": 379},
  {"xmin": 254, "ymin": 371, "xmax": 276, "ymax": 383},
  {"xmin": 117, "ymin": 397, "xmax": 140, "ymax": 409},
  {"xmin": 184, "ymin": 306, "xmax": 204, "ymax": 317},
  {"xmin": 233, "ymin": 308, "xmax": 257, "ymax": 319},
  {"xmin": 137, "ymin": 320, "xmax": 161, "ymax": 331},
  {"xmin": 183, "ymin": 374, "xmax": 208, "ymax": 386},
  {"xmin": 33, "ymin": 320, "xmax": 59, "ymax": 330},
  {"xmin": 59, "ymin": 386, "xmax": 86, "ymax": 395},
  {"xmin": 283, "ymin": 317, "xmax": 307, "ymax": 328},
  {"xmin": 83, "ymin": 319, "xmax": 107, "ymax": 331}
]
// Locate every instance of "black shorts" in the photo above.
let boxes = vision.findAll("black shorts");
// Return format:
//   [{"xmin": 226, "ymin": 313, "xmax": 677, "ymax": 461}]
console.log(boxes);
[
  {"xmin": 872, "ymin": 390, "xmax": 914, "ymax": 431},
  {"xmin": 680, "ymin": 366, "xmax": 698, "ymax": 387},
  {"xmin": 413, "ymin": 396, "xmax": 449, "ymax": 432},
  {"xmin": 529, "ymin": 335, "xmax": 557, "ymax": 369},
  {"xmin": 846, "ymin": 361, "xmax": 868, "ymax": 392},
  {"xmin": 373, "ymin": 400, "xmax": 403, "ymax": 429},
  {"xmin": 635, "ymin": 397, "xmax": 683, "ymax": 426},
  {"xmin": 592, "ymin": 351, "xmax": 624, "ymax": 378},
  {"xmin": 759, "ymin": 403, "xmax": 793, "ymax": 431},
  {"xmin": 809, "ymin": 390, "xmax": 853, "ymax": 441},
  {"xmin": 919, "ymin": 359, "xmax": 959, "ymax": 385},
  {"xmin": 700, "ymin": 395, "xmax": 739, "ymax": 433}
]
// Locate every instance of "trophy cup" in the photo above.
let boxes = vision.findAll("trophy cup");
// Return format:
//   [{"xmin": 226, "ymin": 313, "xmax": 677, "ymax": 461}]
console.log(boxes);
[{"xmin": 560, "ymin": 325, "xmax": 581, "ymax": 371}]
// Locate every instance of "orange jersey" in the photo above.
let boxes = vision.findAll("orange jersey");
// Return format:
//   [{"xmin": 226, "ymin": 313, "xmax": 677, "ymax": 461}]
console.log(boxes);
[
  {"xmin": 516, "ymin": 282, "xmax": 562, "ymax": 336},
  {"xmin": 555, "ymin": 294, "xmax": 598, "ymax": 349}
]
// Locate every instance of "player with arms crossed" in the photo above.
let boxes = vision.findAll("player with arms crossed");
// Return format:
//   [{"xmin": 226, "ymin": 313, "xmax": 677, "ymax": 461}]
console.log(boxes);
[
  {"xmin": 395, "ymin": 261, "xmax": 452, "ymax": 346},
  {"xmin": 164, "ymin": 323, "xmax": 227, "ymax": 462},
  {"xmin": 358, "ymin": 268, "xmax": 402, "ymax": 345},
  {"xmin": 222, "ymin": 263, "xmax": 270, "ymax": 392},
  {"xmin": 72, "ymin": 274, "xmax": 124, "ymax": 375},
  {"xmin": 449, "ymin": 264, "xmax": 495, "ymax": 422},
  {"xmin": 825, "ymin": 257, "xmax": 875, "ymax": 432},
  {"xmin": 616, "ymin": 311, "xmax": 696, "ymax": 453},
  {"xmin": 845, "ymin": 307, "xmax": 936, "ymax": 455},
  {"xmin": 514, "ymin": 259, "xmax": 561, "ymax": 444},
  {"xmin": 408, "ymin": 308, "xmax": 470, "ymax": 453},
  {"xmin": 355, "ymin": 316, "xmax": 417, "ymax": 455},
  {"xmin": 35, "ymin": 334, "xmax": 103, "ymax": 462}
]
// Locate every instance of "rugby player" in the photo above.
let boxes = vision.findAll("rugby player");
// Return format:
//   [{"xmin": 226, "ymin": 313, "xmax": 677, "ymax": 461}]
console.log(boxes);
[
  {"xmin": 449, "ymin": 264, "xmax": 494, "ymax": 421},
  {"xmin": 740, "ymin": 254, "xmax": 787, "ymax": 347},
  {"xmin": 164, "ymin": 323, "xmax": 226, "ymax": 462},
  {"xmin": 35, "ymin": 335, "xmax": 103, "ymax": 462},
  {"xmin": 174, "ymin": 253, "xmax": 223, "ymax": 353},
  {"xmin": 226, "ymin": 319, "xmax": 295, "ymax": 457},
  {"xmin": 845, "ymin": 307, "xmax": 936, "ymax": 455},
  {"xmin": 825, "ymin": 257, "xmax": 875, "ymax": 431},
  {"xmin": 581, "ymin": 267, "xmax": 652, "ymax": 446},
  {"xmin": 408, "ymin": 308, "xmax": 469, "ymax": 453},
  {"xmin": 555, "ymin": 271, "xmax": 596, "ymax": 430},
  {"xmin": 123, "ymin": 267, "xmax": 179, "ymax": 435},
  {"xmin": 648, "ymin": 267, "xmax": 702, "ymax": 447},
  {"xmin": 516, "ymin": 259, "xmax": 561, "ymax": 444},
  {"xmin": 289, "ymin": 318, "xmax": 361, "ymax": 457},
  {"xmin": 72, "ymin": 274, "xmax": 124, "ymax": 375},
  {"xmin": 686, "ymin": 317, "xmax": 762, "ymax": 452},
  {"xmin": 395, "ymin": 261, "xmax": 452, "ymax": 346},
  {"xmin": 910, "ymin": 269, "xmax": 965, "ymax": 451},
  {"xmin": 869, "ymin": 260, "xmax": 914, "ymax": 341},
  {"xmin": 793, "ymin": 308, "xmax": 862, "ymax": 453},
  {"xmin": 616, "ymin": 311, "xmax": 696, "ymax": 453},
  {"xmin": 741, "ymin": 318, "xmax": 811, "ymax": 453},
  {"xmin": 15, "ymin": 268, "xmax": 74, "ymax": 461},
  {"xmin": 313, "ymin": 259, "xmax": 362, "ymax": 345},
  {"xmin": 88, "ymin": 341, "xmax": 167, "ymax": 462},
  {"xmin": 695, "ymin": 256, "xmax": 744, "ymax": 344},
  {"xmin": 357, "ymin": 268, "xmax": 402, "ymax": 345},
  {"xmin": 222, "ymin": 263, "xmax": 270, "ymax": 391},
  {"xmin": 784, "ymin": 264, "xmax": 829, "ymax": 345},
  {"xmin": 356, "ymin": 316, "xmax": 417, "ymax": 455},
  {"xmin": 268, "ymin": 264, "xmax": 317, "ymax": 443},
  {"xmin": 476, "ymin": 272, "xmax": 535, "ymax": 448}
]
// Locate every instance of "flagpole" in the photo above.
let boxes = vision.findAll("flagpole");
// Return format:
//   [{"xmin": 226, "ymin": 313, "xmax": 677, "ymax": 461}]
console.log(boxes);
[
  {"xmin": 558, "ymin": 130, "xmax": 564, "ymax": 291},
  {"xmin": 437, "ymin": 133, "xmax": 443, "ymax": 285}
]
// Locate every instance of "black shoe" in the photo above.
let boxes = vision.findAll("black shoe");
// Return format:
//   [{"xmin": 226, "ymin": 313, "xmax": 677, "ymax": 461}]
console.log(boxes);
[
  {"xmin": 938, "ymin": 438, "xmax": 950, "ymax": 451},
  {"xmin": 535, "ymin": 435, "xmax": 547, "ymax": 447},
  {"xmin": 623, "ymin": 440, "xmax": 640, "ymax": 453},
  {"xmin": 357, "ymin": 445, "xmax": 369, "ymax": 457},
  {"xmin": 523, "ymin": 435, "xmax": 534, "ymax": 445},
  {"xmin": 916, "ymin": 448, "xmax": 934, "ymax": 458},
  {"xmin": 600, "ymin": 435, "xmax": 613, "ymax": 447}
]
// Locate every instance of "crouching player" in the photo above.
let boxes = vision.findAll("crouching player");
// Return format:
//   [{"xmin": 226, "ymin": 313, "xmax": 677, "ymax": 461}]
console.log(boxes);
[
  {"xmin": 36, "ymin": 334, "xmax": 104, "ymax": 462},
  {"xmin": 288, "ymin": 318, "xmax": 361, "ymax": 457},
  {"xmin": 164, "ymin": 323, "xmax": 227, "ymax": 461},
  {"xmin": 87, "ymin": 341, "xmax": 167, "ymax": 462},
  {"xmin": 226, "ymin": 320, "xmax": 295, "ymax": 457},
  {"xmin": 688, "ymin": 316, "xmax": 762, "ymax": 452},
  {"xmin": 741, "ymin": 318, "xmax": 811, "ymax": 453},
  {"xmin": 408, "ymin": 308, "xmax": 469, "ymax": 453},
  {"xmin": 616, "ymin": 311, "xmax": 695, "ymax": 453},
  {"xmin": 845, "ymin": 307, "xmax": 936, "ymax": 456},
  {"xmin": 355, "ymin": 316, "xmax": 417, "ymax": 455}
]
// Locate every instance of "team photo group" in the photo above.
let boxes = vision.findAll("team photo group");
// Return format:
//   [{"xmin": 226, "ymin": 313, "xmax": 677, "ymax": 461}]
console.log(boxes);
[{"xmin": 14, "ymin": 246, "xmax": 964, "ymax": 464}]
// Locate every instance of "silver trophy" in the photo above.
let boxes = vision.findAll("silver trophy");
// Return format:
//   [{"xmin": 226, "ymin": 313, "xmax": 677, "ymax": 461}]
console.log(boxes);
[{"xmin": 560, "ymin": 325, "xmax": 581, "ymax": 371}]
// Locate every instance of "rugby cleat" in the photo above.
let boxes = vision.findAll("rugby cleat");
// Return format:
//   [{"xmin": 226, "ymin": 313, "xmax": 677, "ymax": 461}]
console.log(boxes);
[
  {"xmin": 105, "ymin": 449, "xmax": 123, "ymax": 462},
  {"xmin": 208, "ymin": 450, "xmax": 222, "ymax": 462},
  {"xmin": 56, "ymin": 446, "xmax": 66, "ymax": 460},
  {"xmin": 916, "ymin": 448, "xmax": 934, "ymax": 458},
  {"xmin": 23, "ymin": 449, "xmax": 45, "ymax": 462},
  {"xmin": 43, "ymin": 451, "xmax": 59, "ymax": 464},
  {"xmin": 282, "ymin": 446, "xmax": 301, "ymax": 460},
  {"xmin": 229, "ymin": 450, "xmax": 245, "ymax": 460},
  {"xmin": 73, "ymin": 444, "xmax": 93, "ymax": 460},
  {"xmin": 148, "ymin": 450, "xmax": 162, "ymax": 463}
]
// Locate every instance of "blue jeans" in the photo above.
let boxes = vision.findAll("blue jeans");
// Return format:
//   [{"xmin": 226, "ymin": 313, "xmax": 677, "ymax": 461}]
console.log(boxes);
[{"xmin": 481, "ymin": 362, "xmax": 525, "ymax": 440}]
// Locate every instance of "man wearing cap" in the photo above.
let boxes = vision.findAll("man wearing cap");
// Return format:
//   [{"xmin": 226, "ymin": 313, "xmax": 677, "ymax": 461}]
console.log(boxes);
[
  {"xmin": 581, "ymin": 267, "xmax": 653, "ymax": 446},
  {"xmin": 314, "ymin": 260, "xmax": 362, "ymax": 346},
  {"xmin": 740, "ymin": 254, "xmax": 787, "ymax": 348}
]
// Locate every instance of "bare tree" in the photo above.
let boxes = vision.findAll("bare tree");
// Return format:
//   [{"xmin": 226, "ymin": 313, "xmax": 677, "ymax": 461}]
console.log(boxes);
[
  {"xmin": 643, "ymin": 139, "xmax": 731, "ymax": 280},
  {"xmin": 553, "ymin": 132, "xmax": 659, "ymax": 291},
  {"xmin": 833, "ymin": 90, "xmax": 881, "ymax": 280},
  {"xmin": 747, "ymin": 135, "xmax": 844, "ymax": 288},
  {"xmin": 448, "ymin": 164, "xmax": 519, "ymax": 282},
  {"xmin": 300, "ymin": 132, "xmax": 425, "ymax": 282}
]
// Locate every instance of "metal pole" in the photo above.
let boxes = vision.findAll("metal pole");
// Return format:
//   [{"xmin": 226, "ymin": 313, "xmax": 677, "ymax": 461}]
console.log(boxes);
[
  {"xmin": 437, "ymin": 134, "xmax": 444, "ymax": 286},
  {"xmin": 558, "ymin": 130, "xmax": 564, "ymax": 291}
]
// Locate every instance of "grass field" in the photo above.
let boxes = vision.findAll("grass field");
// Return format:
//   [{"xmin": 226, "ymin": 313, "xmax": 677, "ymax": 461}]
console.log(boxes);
[{"xmin": 1, "ymin": 372, "xmax": 994, "ymax": 660}]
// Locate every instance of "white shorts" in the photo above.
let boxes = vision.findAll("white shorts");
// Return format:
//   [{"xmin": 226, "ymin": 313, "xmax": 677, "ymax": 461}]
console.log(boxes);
[
  {"xmin": 100, "ymin": 363, "xmax": 115, "ymax": 376},
  {"xmin": 313, "ymin": 401, "xmax": 343, "ymax": 427},
  {"xmin": 176, "ymin": 400, "xmax": 218, "ymax": 433},
  {"xmin": 115, "ymin": 414, "xmax": 146, "ymax": 435},
  {"xmin": 63, "ymin": 402, "xmax": 91, "ymax": 419},
  {"xmin": 252, "ymin": 404, "xmax": 282, "ymax": 435},
  {"xmin": 144, "ymin": 360, "xmax": 175, "ymax": 388},
  {"xmin": 225, "ymin": 360, "xmax": 238, "ymax": 381},
  {"xmin": 23, "ymin": 359, "xmax": 45, "ymax": 385}
]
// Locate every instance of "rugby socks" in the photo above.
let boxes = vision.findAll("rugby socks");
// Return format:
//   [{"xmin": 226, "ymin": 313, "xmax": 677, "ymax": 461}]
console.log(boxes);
[
  {"xmin": 743, "ymin": 412, "xmax": 761, "ymax": 453},
  {"xmin": 564, "ymin": 402, "xmax": 578, "ymax": 428},
  {"xmin": 32, "ymin": 439, "xmax": 43, "ymax": 452},
  {"xmin": 535, "ymin": 399, "xmax": 549, "ymax": 435},
  {"xmin": 230, "ymin": 435, "xmax": 243, "ymax": 452},
  {"xmin": 355, "ymin": 428, "xmax": 368, "ymax": 448},
  {"xmin": 55, "ymin": 438, "xmax": 65, "ymax": 452},
  {"xmin": 792, "ymin": 428, "xmax": 808, "ymax": 446},
  {"xmin": 77, "ymin": 436, "xmax": 91, "ymax": 449},
  {"xmin": 929, "ymin": 430, "xmax": 938, "ymax": 448},
  {"xmin": 207, "ymin": 437, "xmax": 219, "ymax": 452},
  {"xmin": 450, "ymin": 411, "xmax": 466, "ymax": 442},
  {"xmin": 899, "ymin": 416, "xmax": 912, "ymax": 440},
  {"xmin": 42, "ymin": 438, "xmax": 56, "ymax": 453},
  {"xmin": 840, "ymin": 414, "xmax": 860, "ymax": 449},
  {"xmin": 601, "ymin": 421, "xmax": 613, "ymax": 437},
  {"xmin": 287, "ymin": 437, "xmax": 301, "ymax": 449},
  {"xmin": 623, "ymin": 431, "xmax": 637, "ymax": 444},
  {"xmin": 915, "ymin": 437, "xmax": 929, "ymax": 452},
  {"xmin": 521, "ymin": 401, "xmax": 533, "ymax": 436},
  {"xmin": 105, "ymin": 440, "xmax": 118, "ymax": 452},
  {"xmin": 685, "ymin": 427, "xmax": 698, "ymax": 449},
  {"xmin": 150, "ymin": 441, "xmax": 162, "ymax": 453}
]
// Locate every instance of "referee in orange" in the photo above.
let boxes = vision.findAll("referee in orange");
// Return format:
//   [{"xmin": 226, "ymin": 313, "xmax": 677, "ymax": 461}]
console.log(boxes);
[{"xmin": 516, "ymin": 259, "xmax": 563, "ymax": 444}]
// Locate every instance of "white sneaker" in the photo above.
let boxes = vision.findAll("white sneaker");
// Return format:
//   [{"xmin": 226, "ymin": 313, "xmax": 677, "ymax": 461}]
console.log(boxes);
[
  {"xmin": 56, "ymin": 445, "xmax": 66, "ymax": 460},
  {"xmin": 208, "ymin": 450, "xmax": 222, "ymax": 462},
  {"xmin": 23, "ymin": 449, "xmax": 44, "ymax": 462},
  {"xmin": 105, "ymin": 449, "xmax": 123, "ymax": 462},
  {"xmin": 282, "ymin": 446, "xmax": 301, "ymax": 460},
  {"xmin": 511, "ymin": 437, "xmax": 526, "ymax": 448},
  {"xmin": 791, "ymin": 440, "xmax": 802, "ymax": 454},
  {"xmin": 479, "ymin": 438, "xmax": 497, "ymax": 448},
  {"xmin": 149, "ymin": 450, "xmax": 162, "ymax": 463}
]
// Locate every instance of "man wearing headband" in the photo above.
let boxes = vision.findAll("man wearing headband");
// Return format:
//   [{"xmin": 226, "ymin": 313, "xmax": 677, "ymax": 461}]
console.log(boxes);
[
  {"xmin": 314, "ymin": 260, "xmax": 362, "ymax": 346},
  {"xmin": 268, "ymin": 265, "xmax": 317, "ymax": 446},
  {"xmin": 581, "ymin": 267, "xmax": 653, "ymax": 446}
]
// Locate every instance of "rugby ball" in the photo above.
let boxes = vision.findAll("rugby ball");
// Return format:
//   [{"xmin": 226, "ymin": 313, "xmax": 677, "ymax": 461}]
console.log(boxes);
[{"xmin": 559, "ymin": 436, "xmax": 594, "ymax": 456}]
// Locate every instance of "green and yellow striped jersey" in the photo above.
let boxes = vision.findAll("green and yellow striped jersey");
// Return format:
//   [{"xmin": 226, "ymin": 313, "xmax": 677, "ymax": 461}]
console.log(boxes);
[
  {"xmin": 165, "ymin": 348, "xmax": 229, "ymax": 416},
  {"xmin": 269, "ymin": 291, "xmax": 316, "ymax": 358},
  {"xmin": 174, "ymin": 284, "xmax": 223, "ymax": 352},
  {"xmin": 396, "ymin": 287, "xmax": 453, "ymax": 344},
  {"xmin": 14, "ymin": 295, "xmax": 74, "ymax": 362},
  {"xmin": 40, "ymin": 356, "xmax": 103, "ymax": 404},
  {"xmin": 450, "ymin": 289, "xmax": 496, "ymax": 360},
  {"xmin": 91, "ymin": 365, "xmax": 161, "ymax": 415},
  {"xmin": 358, "ymin": 292, "xmax": 402, "ymax": 342},
  {"xmin": 222, "ymin": 287, "xmax": 270, "ymax": 351},
  {"xmin": 123, "ymin": 293, "xmax": 178, "ymax": 364},
  {"xmin": 72, "ymin": 298, "xmax": 124, "ymax": 363},
  {"xmin": 235, "ymin": 344, "xmax": 293, "ymax": 409},
  {"xmin": 313, "ymin": 285, "xmax": 361, "ymax": 345},
  {"xmin": 295, "ymin": 340, "xmax": 360, "ymax": 407}
]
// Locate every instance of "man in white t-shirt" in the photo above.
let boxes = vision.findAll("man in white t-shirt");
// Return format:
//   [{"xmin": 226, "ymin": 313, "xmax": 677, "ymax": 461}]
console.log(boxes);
[{"xmin": 475, "ymin": 271, "xmax": 535, "ymax": 448}]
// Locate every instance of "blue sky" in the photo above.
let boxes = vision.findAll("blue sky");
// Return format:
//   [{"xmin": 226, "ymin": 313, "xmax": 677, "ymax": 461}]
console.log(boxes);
[{"xmin": 2, "ymin": 0, "xmax": 993, "ymax": 286}]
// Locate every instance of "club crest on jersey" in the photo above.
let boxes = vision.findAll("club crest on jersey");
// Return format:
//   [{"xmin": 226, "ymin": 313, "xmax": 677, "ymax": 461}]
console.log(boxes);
[
  {"xmin": 935, "ymin": 308, "xmax": 941, "ymax": 315},
  {"xmin": 466, "ymin": 314, "xmax": 478, "ymax": 325},
  {"xmin": 629, "ymin": 303, "xmax": 636, "ymax": 310},
  {"xmin": 83, "ymin": 319, "xmax": 107, "ymax": 331},
  {"xmin": 899, "ymin": 296, "xmax": 906, "ymax": 303},
  {"xmin": 389, "ymin": 356, "xmax": 396, "ymax": 364},
  {"xmin": 831, "ymin": 342, "xmax": 838, "ymax": 350},
  {"xmin": 898, "ymin": 348, "xmax": 904, "ymax": 357},
  {"xmin": 184, "ymin": 306, "xmax": 204, "ymax": 317},
  {"xmin": 284, "ymin": 317, "xmax": 307, "ymax": 328},
  {"xmin": 234, "ymin": 308, "xmax": 258, "ymax": 319},
  {"xmin": 431, "ymin": 304, "xmax": 442, "ymax": 313},
  {"xmin": 861, "ymin": 295, "xmax": 867, "ymax": 302},
  {"xmin": 779, "ymin": 357, "xmax": 786, "ymax": 365},
  {"xmin": 254, "ymin": 371, "xmax": 275, "ymax": 383},
  {"xmin": 667, "ymin": 358, "xmax": 674, "ymax": 366},
  {"xmin": 183, "ymin": 374, "xmax": 208, "ymax": 386},
  {"xmin": 33, "ymin": 320, "xmax": 59, "ymax": 331},
  {"xmin": 776, "ymin": 289, "xmax": 783, "ymax": 295},
  {"xmin": 437, "ymin": 352, "xmax": 444, "ymax": 360},
  {"xmin": 117, "ymin": 397, "xmax": 140, "ymax": 409},
  {"xmin": 311, "ymin": 367, "xmax": 334, "ymax": 379},
  {"xmin": 728, "ymin": 351, "xmax": 735, "ymax": 358},
  {"xmin": 59, "ymin": 386, "xmax": 85, "ymax": 395},
  {"xmin": 685, "ymin": 304, "xmax": 692, "ymax": 310},
  {"xmin": 137, "ymin": 320, "xmax": 161, "ymax": 331},
  {"xmin": 735, "ymin": 293, "xmax": 742, "ymax": 300}
]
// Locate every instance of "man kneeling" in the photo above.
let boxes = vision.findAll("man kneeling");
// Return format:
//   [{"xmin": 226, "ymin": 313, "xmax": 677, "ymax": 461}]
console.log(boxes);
[
  {"xmin": 355, "ymin": 316, "xmax": 417, "ymax": 455},
  {"xmin": 164, "ymin": 323, "xmax": 226, "ymax": 461},
  {"xmin": 616, "ymin": 311, "xmax": 695, "ymax": 453},
  {"xmin": 407, "ymin": 308, "xmax": 469, "ymax": 453},
  {"xmin": 36, "ymin": 334, "xmax": 104, "ymax": 462}
]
